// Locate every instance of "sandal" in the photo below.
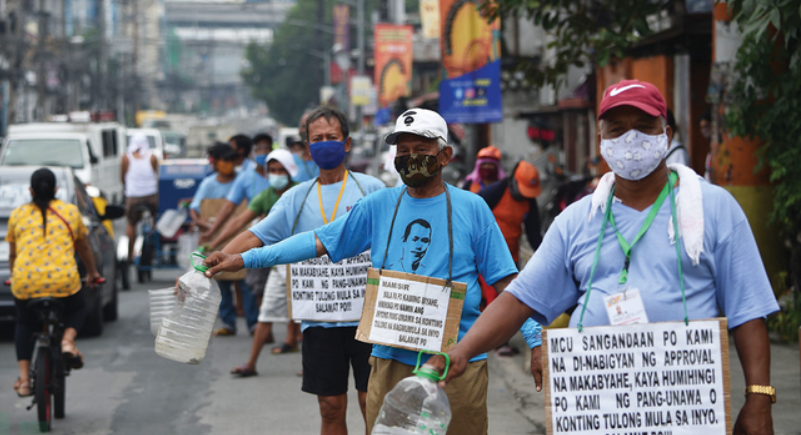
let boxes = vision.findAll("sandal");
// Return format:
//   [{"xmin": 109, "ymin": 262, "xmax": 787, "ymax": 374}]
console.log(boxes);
[
  {"xmin": 271, "ymin": 343, "xmax": 299, "ymax": 354},
  {"xmin": 213, "ymin": 327, "xmax": 236, "ymax": 336},
  {"xmin": 14, "ymin": 378, "xmax": 32, "ymax": 398},
  {"xmin": 230, "ymin": 365, "xmax": 258, "ymax": 377},
  {"xmin": 62, "ymin": 340, "xmax": 85, "ymax": 369}
]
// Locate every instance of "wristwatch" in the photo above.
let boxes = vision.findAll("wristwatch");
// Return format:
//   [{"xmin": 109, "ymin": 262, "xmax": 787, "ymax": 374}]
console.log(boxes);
[{"xmin": 744, "ymin": 385, "xmax": 776, "ymax": 403}]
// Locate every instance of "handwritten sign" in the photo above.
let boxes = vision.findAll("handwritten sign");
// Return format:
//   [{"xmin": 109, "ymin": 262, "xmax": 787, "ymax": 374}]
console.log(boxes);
[
  {"xmin": 356, "ymin": 268, "xmax": 465, "ymax": 352},
  {"xmin": 543, "ymin": 319, "xmax": 731, "ymax": 435},
  {"xmin": 286, "ymin": 252, "xmax": 371, "ymax": 322}
]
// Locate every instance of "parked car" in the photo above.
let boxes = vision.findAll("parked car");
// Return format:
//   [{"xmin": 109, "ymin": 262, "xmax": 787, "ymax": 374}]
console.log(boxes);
[{"xmin": 0, "ymin": 166, "xmax": 125, "ymax": 336}]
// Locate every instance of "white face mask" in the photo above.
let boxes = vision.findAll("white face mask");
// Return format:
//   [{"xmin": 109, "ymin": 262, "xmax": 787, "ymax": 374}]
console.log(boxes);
[
  {"xmin": 269, "ymin": 173, "xmax": 290, "ymax": 190},
  {"xmin": 600, "ymin": 129, "xmax": 668, "ymax": 180}
]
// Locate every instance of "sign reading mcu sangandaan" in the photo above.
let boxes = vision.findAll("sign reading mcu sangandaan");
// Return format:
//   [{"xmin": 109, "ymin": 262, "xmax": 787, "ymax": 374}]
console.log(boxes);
[{"xmin": 543, "ymin": 319, "xmax": 731, "ymax": 435}]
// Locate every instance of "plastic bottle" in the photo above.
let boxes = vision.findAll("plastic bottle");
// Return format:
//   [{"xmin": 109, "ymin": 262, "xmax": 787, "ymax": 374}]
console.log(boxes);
[
  {"xmin": 156, "ymin": 202, "xmax": 188, "ymax": 239},
  {"xmin": 177, "ymin": 228, "xmax": 201, "ymax": 269},
  {"xmin": 155, "ymin": 253, "xmax": 221, "ymax": 364},
  {"xmin": 148, "ymin": 288, "xmax": 176, "ymax": 336},
  {"xmin": 372, "ymin": 351, "xmax": 452, "ymax": 435}
]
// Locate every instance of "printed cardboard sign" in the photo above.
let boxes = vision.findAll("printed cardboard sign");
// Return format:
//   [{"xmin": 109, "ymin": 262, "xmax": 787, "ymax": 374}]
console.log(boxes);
[
  {"xmin": 542, "ymin": 318, "xmax": 731, "ymax": 435},
  {"xmin": 286, "ymin": 252, "xmax": 372, "ymax": 322},
  {"xmin": 200, "ymin": 198, "xmax": 249, "ymax": 281},
  {"xmin": 355, "ymin": 268, "xmax": 466, "ymax": 352}
]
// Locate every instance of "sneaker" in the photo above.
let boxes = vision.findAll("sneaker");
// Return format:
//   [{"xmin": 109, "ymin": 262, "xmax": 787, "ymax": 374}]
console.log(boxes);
[{"xmin": 213, "ymin": 327, "xmax": 236, "ymax": 336}]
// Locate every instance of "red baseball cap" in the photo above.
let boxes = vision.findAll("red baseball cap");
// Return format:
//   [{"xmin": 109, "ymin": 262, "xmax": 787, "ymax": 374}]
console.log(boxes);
[
  {"xmin": 598, "ymin": 79, "xmax": 667, "ymax": 120},
  {"xmin": 515, "ymin": 161, "xmax": 541, "ymax": 199}
]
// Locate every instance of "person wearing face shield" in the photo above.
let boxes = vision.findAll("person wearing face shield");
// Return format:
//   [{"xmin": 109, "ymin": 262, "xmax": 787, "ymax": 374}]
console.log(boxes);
[
  {"xmin": 201, "ymin": 108, "xmax": 536, "ymax": 435},
  {"xmin": 199, "ymin": 134, "xmax": 272, "ymax": 245},
  {"xmin": 199, "ymin": 106, "xmax": 385, "ymax": 435},
  {"xmin": 418, "ymin": 80, "xmax": 779, "ymax": 435}
]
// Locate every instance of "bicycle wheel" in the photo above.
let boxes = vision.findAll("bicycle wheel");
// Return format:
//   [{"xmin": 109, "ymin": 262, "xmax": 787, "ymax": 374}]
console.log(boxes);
[
  {"xmin": 35, "ymin": 348, "xmax": 52, "ymax": 432},
  {"xmin": 53, "ymin": 352, "xmax": 66, "ymax": 419}
]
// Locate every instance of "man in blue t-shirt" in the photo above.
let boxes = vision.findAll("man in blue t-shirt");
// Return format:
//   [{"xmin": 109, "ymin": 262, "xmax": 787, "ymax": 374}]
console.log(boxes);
[
  {"xmin": 289, "ymin": 111, "xmax": 320, "ymax": 182},
  {"xmin": 189, "ymin": 144, "xmax": 238, "ymax": 231},
  {"xmin": 430, "ymin": 80, "xmax": 779, "ymax": 435},
  {"xmin": 202, "ymin": 108, "xmax": 541, "ymax": 435},
  {"xmin": 202, "ymin": 106, "xmax": 385, "ymax": 435}
]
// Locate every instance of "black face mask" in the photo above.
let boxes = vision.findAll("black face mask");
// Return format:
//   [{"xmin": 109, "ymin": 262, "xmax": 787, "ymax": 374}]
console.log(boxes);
[
  {"xmin": 509, "ymin": 178, "xmax": 526, "ymax": 201},
  {"xmin": 393, "ymin": 152, "xmax": 443, "ymax": 188}
]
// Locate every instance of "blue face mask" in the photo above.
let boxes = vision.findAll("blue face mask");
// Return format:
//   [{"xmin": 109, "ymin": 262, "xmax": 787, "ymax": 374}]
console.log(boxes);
[
  {"xmin": 308, "ymin": 140, "xmax": 348, "ymax": 170},
  {"xmin": 254, "ymin": 154, "xmax": 268, "ymax": 166}
]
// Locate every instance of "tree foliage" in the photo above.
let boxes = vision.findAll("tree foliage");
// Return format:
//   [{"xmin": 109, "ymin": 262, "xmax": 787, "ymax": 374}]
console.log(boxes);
[{"xmin": 485, "ymin": 0, "xmax": 660, "ymax": 88}]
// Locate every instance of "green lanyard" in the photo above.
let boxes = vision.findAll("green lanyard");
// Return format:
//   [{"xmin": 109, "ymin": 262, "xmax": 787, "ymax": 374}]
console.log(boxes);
[{"xmin": 577, "ymin": 172, "xmax": 688, "ymax": 332}]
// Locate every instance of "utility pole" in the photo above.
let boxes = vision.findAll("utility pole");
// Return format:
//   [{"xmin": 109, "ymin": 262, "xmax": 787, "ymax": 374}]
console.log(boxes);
[
  {"xmin": 35, "ymin": 0, "xmax": 47, "ymax": 120},
  {"xmin": 98, "ymin": 0, "xmax": 107, "ymax": 111},
  {"xmin": 354, "ymin": 0, "xmax": 364, "ymax": 130}
]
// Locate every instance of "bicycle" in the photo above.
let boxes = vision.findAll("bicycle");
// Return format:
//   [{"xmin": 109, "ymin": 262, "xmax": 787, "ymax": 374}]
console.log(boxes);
[{"xmin": 12, "ymin": 276, "xmax": 105, "ymax": 432}]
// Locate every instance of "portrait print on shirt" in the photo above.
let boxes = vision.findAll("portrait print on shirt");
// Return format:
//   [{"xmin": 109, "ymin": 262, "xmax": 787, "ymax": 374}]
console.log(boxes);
[{"xmin": 390, "ymin": 219, "xmax": 432, "ymax": 274}]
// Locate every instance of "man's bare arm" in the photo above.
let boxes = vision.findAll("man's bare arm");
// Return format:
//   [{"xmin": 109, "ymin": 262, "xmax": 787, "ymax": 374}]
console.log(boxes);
[
  {"xmin": 491, "ymin": 273, "xmax": 517, "ymax": 294},
  {"xmin": 732, "ymin": 318, "xmax": 774, "ymax": 435},
  {"xmin": 199, "ymin": 200, "xmax": 237, "ymax": 243},
  {"xmin": 221, "ymin": 230, "xmax": 264, "ymax": 254},
  {"xmin": 209, "ymin": 209, "xmax": 258, "ymax": 250}
]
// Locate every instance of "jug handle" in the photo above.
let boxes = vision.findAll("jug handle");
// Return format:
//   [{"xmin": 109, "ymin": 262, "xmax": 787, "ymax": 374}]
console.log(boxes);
[
  {"xmin": 414, "ymin": 349, "xmax": 450, "ymax": 381},
  {"xmin": 191, "ymin": 252, "xmax": 209, "ymax": 273}
]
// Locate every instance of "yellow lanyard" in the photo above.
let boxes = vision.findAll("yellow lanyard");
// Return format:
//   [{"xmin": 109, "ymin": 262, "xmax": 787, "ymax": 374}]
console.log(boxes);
[{"xmin": 318, "ymin": 170, "xmax": 348, "ymax": 224}]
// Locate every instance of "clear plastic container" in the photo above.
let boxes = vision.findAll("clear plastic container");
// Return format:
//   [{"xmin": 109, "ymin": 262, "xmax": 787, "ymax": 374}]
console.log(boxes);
[
  {"xmin": 156, "ymin": 208, "xmax": 187, "ymax": 239},
  {"xmin": 148, "ymin": 288, "xmax": 176, "ymax": 336},
  {"xmin": 177, "ymin": 229, "xmax": 200, "ymax": 269},
  {"xmin": 372, "ymin": 352, "xmax": 452, "ymax": 435},
  {"xmin": 155, "ymin": 254, "xmax": 221, "ymax": 364}
]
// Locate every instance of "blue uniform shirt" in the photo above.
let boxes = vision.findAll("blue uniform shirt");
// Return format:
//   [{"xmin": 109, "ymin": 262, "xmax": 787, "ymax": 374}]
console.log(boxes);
[
  {"xmin": 314, "ymin": 184, "xmax": 519, "ymax": 366},
  {"xmin": 293, "ymin": 155, "xmax": 320, "ymax": 182},
  {"xmin": 227, "ymin": 166, "xmax": 270, "ymax": 205},
  {"xmin": 506, "ymin": 180, "xmax": 779, "ymax": 329},
  {"xmin": 190, "ymin": 174, "xmax": 235, "ymax": 212}
]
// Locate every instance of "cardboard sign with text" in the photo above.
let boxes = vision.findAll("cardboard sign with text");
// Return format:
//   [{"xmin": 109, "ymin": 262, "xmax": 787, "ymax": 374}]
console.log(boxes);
[
  {"xmin": 542, "ymin": 318, "xmax": 731, "ymax": 435},
  {"xmin": 355, "ymin": 268, "xmax": 466, "ymax": 353},
  {"xmin": 286, "ymin": 252, "xmax": 372, "ymax": 322},
  {"xmin": 200, "ymin": 198, "xmax": 249, "ymax": 281}
]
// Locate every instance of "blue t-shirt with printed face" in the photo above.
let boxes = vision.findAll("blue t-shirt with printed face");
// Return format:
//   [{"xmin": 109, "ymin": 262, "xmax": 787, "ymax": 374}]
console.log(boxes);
[
  {"xmin": 249, "ymin": 171, "xmax": 386, "ymax": 330},
  {"xmin": 227, "ymin": 167, "xmax": 270, "ymax": 205},
  {"xmin": 190, "ymin": 174, "xmax": 235, "ymax": 212},
  {"xmin": 293, "ymin": 155, "xmax": 320, "ymax": 182},
  {"xmin": 505, "ymin": 179, "xmax": 779, "ymax": 329},
  {"xmin": 314, "ymin": 184, "xmax": 519, "ymax": 366}
]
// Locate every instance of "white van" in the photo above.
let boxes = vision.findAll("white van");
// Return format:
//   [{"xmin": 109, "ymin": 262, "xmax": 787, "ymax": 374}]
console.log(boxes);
[
  {"xmin": 127, "ymin": 128, "xmax": 165, "ymax": 160},
  {"xmin": 1, "ymin": 122, "xmax": 126, "ymax": 203}
]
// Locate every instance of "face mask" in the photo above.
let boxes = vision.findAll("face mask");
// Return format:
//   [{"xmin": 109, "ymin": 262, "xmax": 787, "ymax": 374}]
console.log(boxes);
[
  {"xmin": 269, "ymin": 173, "xmax": 290, "ymax": 190},
  {"xmin": 478, "ymin": 167, "xmax": 498, "ymax": 181},
  {"xmin": 394, "ymin": 153, "xmax": 442, "ymax": 187},
  {"xmin": 254, "ymin": 154, "xmax": 268, "ymax": 166},
  {"xmin": 216, "ymin": 161, "xmax": 235, "ymax": 176},
  {"xmin": 308, "ymin": 140, "xmax": 347, "ymax": 170},
  {"xmin": 600, "ymin": 129, "xmax": 668, "ymax": 181}
]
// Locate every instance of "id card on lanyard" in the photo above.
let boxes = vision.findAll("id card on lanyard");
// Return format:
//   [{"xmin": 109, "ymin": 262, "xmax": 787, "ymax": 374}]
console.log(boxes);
[{"xmin": 579, "ymin": 172, "xmax": 689, "ymax": 331}]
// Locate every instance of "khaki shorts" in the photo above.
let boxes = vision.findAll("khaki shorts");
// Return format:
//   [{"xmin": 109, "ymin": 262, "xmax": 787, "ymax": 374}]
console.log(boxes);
[
  {"xmin": 366, "ymin": 356, "xmax": 488, "ymax": 435},
  {"xmin": 125, "ymin": 194, "xmax": 158, "ymax": 224},
  {"xmin": 257, "ymin": 267, "xmax": 289, "ymax": 323}
]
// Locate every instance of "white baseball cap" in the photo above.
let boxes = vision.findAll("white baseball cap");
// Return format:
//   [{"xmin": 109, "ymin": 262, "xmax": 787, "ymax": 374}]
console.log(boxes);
[
  {"xmin": 385, "ymin": 108, "xmax": 449, "ymax": 145},
  {"xmin": 265, "ymin": 149, "xmax": 299, "ymax": 178}
]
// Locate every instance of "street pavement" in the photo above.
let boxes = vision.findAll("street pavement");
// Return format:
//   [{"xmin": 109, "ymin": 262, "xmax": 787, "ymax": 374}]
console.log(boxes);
[{"xmin": 0, "ymin": 268, "xmax": 799, "ymax": 434}]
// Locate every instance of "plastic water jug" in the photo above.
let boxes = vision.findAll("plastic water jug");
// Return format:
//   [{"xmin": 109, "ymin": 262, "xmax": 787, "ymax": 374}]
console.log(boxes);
[
  {"xmin": 155, "ymin": 254, "xmax": 221, "ymax": 364},
  {"xmin": 372, "ymin": 351, "xmax": 452, "ymax": 435},
  {"xmin": 156, "ymin": 206, "xmax": 187, "ymax": 239},
  {"xmin": 148, "ymin": 288, "xmax": 176, "ymax": 336},
  {"xmin": 177, "ymin": 229, "xmax": 201, "ymax": 269}
]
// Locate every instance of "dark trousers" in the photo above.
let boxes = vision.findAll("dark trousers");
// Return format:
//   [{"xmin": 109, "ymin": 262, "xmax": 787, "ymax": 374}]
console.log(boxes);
[{"xmin": 14, "ymin": 291, "xmax": 87, "ymax": 361}]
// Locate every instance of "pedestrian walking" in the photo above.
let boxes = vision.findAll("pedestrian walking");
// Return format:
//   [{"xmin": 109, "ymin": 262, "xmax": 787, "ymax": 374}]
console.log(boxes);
[
  {"xmin": 201, "ymin": 108, "xmax": 542, "ymax": 435},
  {"xmin": 121, "ymin": 133, "xmax": 159, "ymax": 264},
  {"xmin": 429, "ymin": 79, "xmax": 779, "ymax": 435},
  {"xmin": 8, "ymin": 168, "xmax": 102, "ymax": 397},
  {"xmin": 202, "ymin": 106, "xmax": 385, "ymax": 435},
  {"xmin": 461, "ymin": 145, "xmax": 505, "ymax": 193}
]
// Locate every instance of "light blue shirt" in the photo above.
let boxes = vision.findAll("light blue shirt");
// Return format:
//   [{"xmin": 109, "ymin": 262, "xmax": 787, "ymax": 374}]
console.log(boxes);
[
  {"xmin": 249, "ymin": 172, "xmax": 385, "ymax": 331},
  {"xmin": 314, "ymin": 184, "xmax": 520, "ymax": 366},
  {"xmin": 293, "ymin": 155, "xmax": 320, "ymax": 182},
  {"xmin": 506, "ymin": 180, "xmax": 779, "ymax": 329},
  {"xmin": 227, "ymin": 166, "xmax": 270, "ymax": 205},
  {"xmin": 190, "ymin": 175, "xmax": 235, "ymax": 212}
]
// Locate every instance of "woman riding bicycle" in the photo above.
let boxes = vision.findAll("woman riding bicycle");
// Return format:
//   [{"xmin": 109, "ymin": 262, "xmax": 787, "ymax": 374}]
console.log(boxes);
[{"xmin": 8, "ymin": 168, "xmax": 102, "ymax": 397}]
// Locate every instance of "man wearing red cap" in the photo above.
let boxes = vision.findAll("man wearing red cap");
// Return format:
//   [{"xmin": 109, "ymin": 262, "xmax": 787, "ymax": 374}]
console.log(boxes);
[{"xmin": 430, "ymin": 79, "xmax": 779, "ymax": 435}]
